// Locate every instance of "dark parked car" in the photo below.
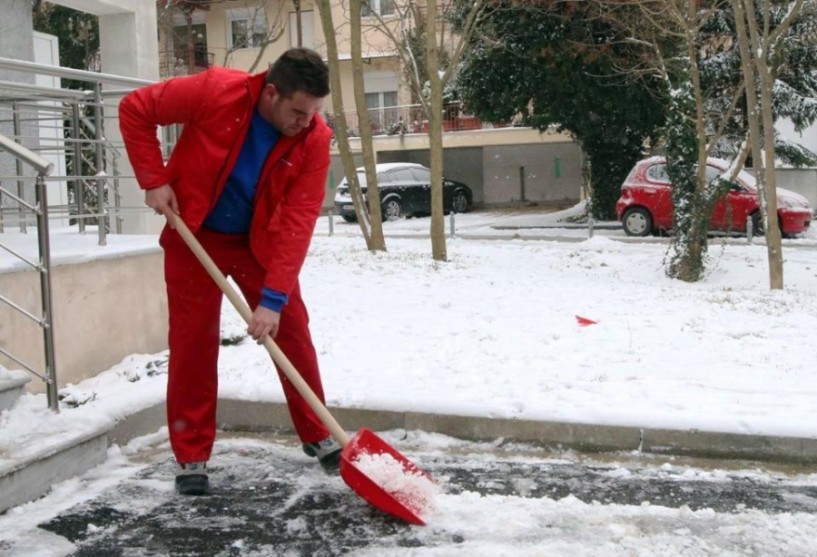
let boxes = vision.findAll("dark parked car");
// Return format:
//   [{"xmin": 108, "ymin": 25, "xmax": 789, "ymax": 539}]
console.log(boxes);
[
  {"xmin": 615, "ymin": 156, "xmax": 812, "ymax": 237},
  {"xmin": 333, "ymin": 162, "xmax": 473, "ymax": 222}
]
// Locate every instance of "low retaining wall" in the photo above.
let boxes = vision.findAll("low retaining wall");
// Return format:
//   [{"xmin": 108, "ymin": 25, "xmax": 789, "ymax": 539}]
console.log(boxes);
[{"xmin": 0, "ymin": 250, "xmax": 168, "ymax": 393}]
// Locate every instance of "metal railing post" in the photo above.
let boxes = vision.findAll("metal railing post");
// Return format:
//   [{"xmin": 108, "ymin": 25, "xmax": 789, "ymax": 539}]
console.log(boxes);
[
  {"xmin": 70, "ymin": 103, "xmax": 86, "ymax": 233},
  {"xmin": 112, "ymin": 157, "xmax": 123, "ymax": 233},
  {"xmin": 93, "ymin": 83, "xmax": 107, "ymax": 246},
  {"xmin": 35, "ymin": 171, "xmax": 59, "ymax": 411},
  {"xmin": 12, "ymin": 103, "xmax": 27, "ymax": 233}
]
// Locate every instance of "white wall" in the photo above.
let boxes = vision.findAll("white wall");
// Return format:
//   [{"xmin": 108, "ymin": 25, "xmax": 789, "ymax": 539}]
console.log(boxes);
[{"xmin": 32, "ymin": 31, "xmax": 70, "ymax": 227}]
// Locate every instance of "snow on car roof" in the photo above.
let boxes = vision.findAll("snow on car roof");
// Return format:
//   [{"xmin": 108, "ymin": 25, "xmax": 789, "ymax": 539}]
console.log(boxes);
[{"xmin": 354, "ymin": 162, "xmax": 424, "ymax": 172}]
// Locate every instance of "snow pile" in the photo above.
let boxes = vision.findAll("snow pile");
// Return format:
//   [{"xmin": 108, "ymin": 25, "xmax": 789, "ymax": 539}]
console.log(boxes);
[{"xmin": 352, "ymin": 451, "xmax": 439, "ymax": 518}]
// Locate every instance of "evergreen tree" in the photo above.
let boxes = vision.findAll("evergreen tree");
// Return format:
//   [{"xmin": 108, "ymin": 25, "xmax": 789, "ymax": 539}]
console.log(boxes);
[
  {"xmin": 699, "ymin": 3, "xmax": 817, "ymax": 166},
  {"xmin": 454, "ymin": 1, "xmax": 667, "ymax": 219}
]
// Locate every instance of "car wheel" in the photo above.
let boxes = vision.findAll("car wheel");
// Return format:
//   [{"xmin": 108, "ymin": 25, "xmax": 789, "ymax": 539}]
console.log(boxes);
[
  {"xmin": 382, "ymin": 198, "xmax": 403, "ymax": 221},
  {"xmin": 341, "ymin": 214, "xmax": 357, "ymax": 223},
  {"xmin": 622, "ymin": 207, "xmax": 653, "ymax": 236},
  {"xmin": 451, "ymin": 190, "xmax": 470, "ymax": 213}
]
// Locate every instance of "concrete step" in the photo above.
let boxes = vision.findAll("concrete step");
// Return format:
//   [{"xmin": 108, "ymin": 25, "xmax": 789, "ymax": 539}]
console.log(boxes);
[{"xmin": 0, "ymin": 369, "xmax": 30, "ymax": 413}]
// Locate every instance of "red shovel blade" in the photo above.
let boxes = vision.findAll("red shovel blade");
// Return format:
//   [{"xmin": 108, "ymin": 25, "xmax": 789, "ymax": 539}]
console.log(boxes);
[{"xmin": 339, "ymin": 428, "xmax": 435, "ymax": 526}]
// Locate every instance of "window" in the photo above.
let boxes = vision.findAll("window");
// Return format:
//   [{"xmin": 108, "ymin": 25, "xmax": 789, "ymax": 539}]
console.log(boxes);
[
  {"xmin": 378, "ymin": 170, "xmax": 397, "ymax": 184},
  {"xmin": 409, "ymin": 167, "xmax": 430, "ymax": 182},
  {"xmin": 705, "ymin": 165, "xmax": 724, "ymax": 184},
  {"xmin": 228, "ymin": 8, "xmax": 268, "ymax": 49},
  {"xmin": 365, "ymin": 92, "xmax": 399, "ymax": 133},
  {"xmin": 646, "ymin": 164, "xmax": 671, "ymax": 183},
  {"xmin": 289, "ymin": 10, "xmax": 315, "ymax": 48},
  {"xmin": 171, "ymin": 23, "xmax": 209, "ymax": 68},
  {"xmin": 364, "ymin": 72, "xmax": 399, "ymax": 133},
  {"xmin": 391, "ymin": 169, "xmax": 416, "ymax": 183},
  {"xmin": 362, "ymin": 0, "xmax": 396, "ymax": 17}
]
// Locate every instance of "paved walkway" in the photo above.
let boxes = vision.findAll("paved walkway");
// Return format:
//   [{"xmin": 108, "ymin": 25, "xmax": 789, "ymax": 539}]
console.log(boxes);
[{"xmin": 15, "ymin": 432, "xmax": 817, "ymax": 556}]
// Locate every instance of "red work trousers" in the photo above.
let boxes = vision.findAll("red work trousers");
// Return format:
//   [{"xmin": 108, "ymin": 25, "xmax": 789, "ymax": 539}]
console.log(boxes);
[{"xmin": 160, "ymin": 227, "xmax": 330, "ymax": 464}]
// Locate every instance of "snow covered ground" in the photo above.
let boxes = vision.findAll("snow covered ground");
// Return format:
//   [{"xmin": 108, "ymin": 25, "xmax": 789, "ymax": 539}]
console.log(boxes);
[{"xmin": 1, "ymin": 205, "xmax": 817, "ymax": 554}]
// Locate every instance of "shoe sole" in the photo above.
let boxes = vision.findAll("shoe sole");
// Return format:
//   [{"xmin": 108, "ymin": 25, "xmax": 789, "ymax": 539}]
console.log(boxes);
[{"xmin": 302, "ymin": 443, "xmax": 341, "ymax": 472}]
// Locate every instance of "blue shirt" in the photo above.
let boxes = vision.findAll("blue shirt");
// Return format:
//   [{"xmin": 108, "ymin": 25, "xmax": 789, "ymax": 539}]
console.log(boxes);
[
  {"xmin": 204, "ymin": 110, "xmax": 288, "ymax": 313},
  {"xmin": 205, "ymin": 110, "xmax": 280, "ymax": 233}
]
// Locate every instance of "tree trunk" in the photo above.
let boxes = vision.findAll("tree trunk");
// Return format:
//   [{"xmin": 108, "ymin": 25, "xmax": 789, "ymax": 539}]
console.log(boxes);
[
  {"xmin": 759, "ymin": 67, "xmax": 784, "ymax": 290},
  {"xmin": 425, "ymin": 0, "xmax": 447, "ymax": 261},
  {"xmin": 315, "ymin": 0, "xmax": 373, "ymax": 249},
  {"xmin": 731, "ymin": 0, "xmax": 787, "ymax": 290},
  {"xmin": 351, "ymin": 0, "xmax": 386, "ymax": 251},
  {"xmin": 665, "ymin": 1, "xmax": 711, "ymax": 283}
]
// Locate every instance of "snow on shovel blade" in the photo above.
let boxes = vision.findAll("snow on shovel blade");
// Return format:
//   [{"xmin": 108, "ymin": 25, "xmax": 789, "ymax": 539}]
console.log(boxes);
[{"xmin": 339, "ymin": 428, "xmax": 436, "ymax": 526}]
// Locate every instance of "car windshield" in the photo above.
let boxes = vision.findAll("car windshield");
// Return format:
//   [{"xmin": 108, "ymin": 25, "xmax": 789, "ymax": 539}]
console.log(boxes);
[{"xmin": 341, "ymin": 171, "xmax": 368, "ymax": 188}]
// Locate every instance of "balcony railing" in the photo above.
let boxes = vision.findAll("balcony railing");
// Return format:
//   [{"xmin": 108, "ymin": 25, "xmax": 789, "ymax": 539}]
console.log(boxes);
[
  {"xmin": 332, "ymin": 102, "xmax": 517, "ymax": 138},
  {"xmin": 158, "ymin": 50, "xmax": 214, "ymax": 79}
]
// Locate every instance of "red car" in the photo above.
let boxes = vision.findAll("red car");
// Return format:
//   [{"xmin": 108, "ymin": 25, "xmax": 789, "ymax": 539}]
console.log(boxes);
[{"xmin": 615, "ymin": 157, "xmax": 813, "ymax": 237}]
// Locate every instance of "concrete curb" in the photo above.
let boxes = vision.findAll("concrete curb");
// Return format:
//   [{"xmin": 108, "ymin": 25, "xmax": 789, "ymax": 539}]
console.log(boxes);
[
  {"xmin": 4, "ymin": 397, "xmax": 817, "ymax": 514},
  {"xmin": 215, "ymin": 400, "xmax": 817, "ymax": 464},
  {"xmin": 0, "ymin": 430, "xmax": 109, "ymax": 514}
]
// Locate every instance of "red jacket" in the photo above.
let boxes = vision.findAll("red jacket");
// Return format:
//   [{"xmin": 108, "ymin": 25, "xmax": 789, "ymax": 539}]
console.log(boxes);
[{"xmin": 119, "ymin": 67, "xmax": 332, "ymax": 296}]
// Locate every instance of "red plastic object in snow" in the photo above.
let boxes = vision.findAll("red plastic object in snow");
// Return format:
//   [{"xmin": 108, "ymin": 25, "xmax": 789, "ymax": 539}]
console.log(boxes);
[{"xmin": 575, "ymin": 315, "xmax": 598, "ymax": 326}]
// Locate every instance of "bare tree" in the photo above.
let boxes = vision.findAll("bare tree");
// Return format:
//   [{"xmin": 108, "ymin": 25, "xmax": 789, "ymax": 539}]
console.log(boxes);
[
  {"xmin": 730, "ymin": 0, "xmax": 805, "ymax": 290},
  {"xmin": 315, "ymin": 0, "xmax": 386, "ymax": 251},
  {"xmin": 221, "ymin": 0, "xmax": 287, "ymax": 73},
  {"xmin": 350, "ymin": 0, "xmax": 387, "ymax": 249},
  {"xmin": 363, "ymin": 0, "xmax": 488, "ymax": 261},
  {"xmin": 157, "ymin": 1, "xmax": 204, "ymax": 77}
]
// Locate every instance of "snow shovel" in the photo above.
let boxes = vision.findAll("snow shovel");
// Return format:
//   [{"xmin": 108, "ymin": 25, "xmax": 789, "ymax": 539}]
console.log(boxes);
[{"xmin": 167, "ymin": 212, "xmax": 433, "ymax": 525}]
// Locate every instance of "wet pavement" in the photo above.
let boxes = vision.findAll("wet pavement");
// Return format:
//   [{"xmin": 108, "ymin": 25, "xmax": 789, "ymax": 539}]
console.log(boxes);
[{"xmin": 7, "ymin": 431, "xmax": 817, "ymax": 556}]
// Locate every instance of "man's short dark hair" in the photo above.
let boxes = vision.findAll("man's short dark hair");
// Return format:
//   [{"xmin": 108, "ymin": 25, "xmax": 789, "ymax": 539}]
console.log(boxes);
[{"xmin": 266, "ymin": 48, "xmax": 330, "ymax": 98}]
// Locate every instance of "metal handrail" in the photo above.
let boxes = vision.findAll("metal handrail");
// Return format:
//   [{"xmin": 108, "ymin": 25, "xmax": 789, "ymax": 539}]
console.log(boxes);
[
  {"xmin": 0, "ymin": 74, "xmax": 128, "ymax": 236},
  {"xmin": 0, "ymin": 132, "xmax": 59, "ymax": 411},
  {"xmin": 0, "ymin": 56, "xmax": 153, "ymax": 89},
  {"xmin": 0, "ymin": 134, "xmax": 53, "ymax": 175}
]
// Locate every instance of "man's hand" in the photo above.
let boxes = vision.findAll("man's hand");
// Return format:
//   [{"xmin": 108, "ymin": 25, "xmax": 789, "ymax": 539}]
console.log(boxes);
[
  {"xmin": 145, "ymin": 185, "xmax": 180, "ymax": 226},
  {"xmin": 248, "ymin": 306, "xmax": 281, "ymax": 343}
]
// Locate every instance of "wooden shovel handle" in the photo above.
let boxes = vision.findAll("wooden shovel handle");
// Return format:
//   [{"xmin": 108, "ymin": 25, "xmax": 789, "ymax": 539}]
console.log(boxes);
[{"xmin": 167, "ymin": 212, "xmax": 351, "ymax": 446}]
